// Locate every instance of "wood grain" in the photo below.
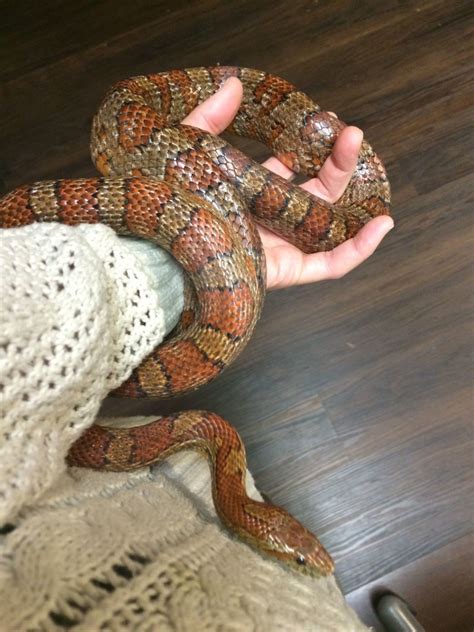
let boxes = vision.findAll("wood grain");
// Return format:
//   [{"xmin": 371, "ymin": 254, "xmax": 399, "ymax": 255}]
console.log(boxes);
[{"xmin": 1, "ymin": 1, "xmax": 473, "ymax": 629}]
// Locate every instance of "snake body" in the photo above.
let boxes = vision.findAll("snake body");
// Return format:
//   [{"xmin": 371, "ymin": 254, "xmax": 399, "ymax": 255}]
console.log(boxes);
[{"xmin": 0, "ymin": 67, "xmax": 390, "ymax": 577}]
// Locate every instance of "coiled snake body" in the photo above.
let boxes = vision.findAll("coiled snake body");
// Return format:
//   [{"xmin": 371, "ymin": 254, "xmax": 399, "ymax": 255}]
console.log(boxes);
[{"xmin": 0, "ymin": 67, "xmax": 390, "ymax": 577}]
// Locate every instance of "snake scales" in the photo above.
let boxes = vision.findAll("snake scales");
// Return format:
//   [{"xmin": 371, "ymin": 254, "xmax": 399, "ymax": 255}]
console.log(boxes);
[{"xmin": 0, "ymin": 66, "xmax": 390, "ymax": 577}]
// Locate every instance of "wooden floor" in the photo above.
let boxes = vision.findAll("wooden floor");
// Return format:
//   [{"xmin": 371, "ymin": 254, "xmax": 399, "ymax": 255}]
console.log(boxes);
[{"xmin": 2, "ymin": 1, "xmax": 473, "ymax": 629}]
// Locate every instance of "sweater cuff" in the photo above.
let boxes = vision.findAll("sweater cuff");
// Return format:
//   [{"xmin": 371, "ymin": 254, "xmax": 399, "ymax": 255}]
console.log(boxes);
[{"xmin": 119, "ymin": 237, "xmax": 184, "ymax": 337}]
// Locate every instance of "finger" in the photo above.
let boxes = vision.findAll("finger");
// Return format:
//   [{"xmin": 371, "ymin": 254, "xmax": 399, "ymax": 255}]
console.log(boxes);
[
  {"xmin": 262, "ymin": 156, "xmax": 296, "ymax": 180},
  {"xmin": 182, "ymin": 77, "xmax": 243, "ymax": 134},
  {"xmin": 295, "ymin": 216, "xmax": 394, "ymax": 285},
  {"xmin": 301, "ymin": 126, "xmax": 363, "ymax": 202}
]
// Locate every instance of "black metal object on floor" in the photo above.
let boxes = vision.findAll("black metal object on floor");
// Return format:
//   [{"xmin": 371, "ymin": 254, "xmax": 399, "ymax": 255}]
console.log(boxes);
[{"xmin": 376, "ymin": 594, "xmax": 426, "ymax": 632}]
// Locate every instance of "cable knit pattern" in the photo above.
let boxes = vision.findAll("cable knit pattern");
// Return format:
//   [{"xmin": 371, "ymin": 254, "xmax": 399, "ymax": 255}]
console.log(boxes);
[{"xmin": 0, "ymin": 223, "xmax": 368, "ymax": 631}]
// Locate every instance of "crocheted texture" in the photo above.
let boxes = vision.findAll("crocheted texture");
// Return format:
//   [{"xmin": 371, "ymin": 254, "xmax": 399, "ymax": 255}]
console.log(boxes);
[
  {"xmin": 0, "ymin": 224, "xmax": 367, "ymax": 631},
  {"xmin": 0, "ymin": 439, "xmax": 367, "ymax": 631},
  {"xmin": 0, "ymin": 223, "xmax": 179, "ymax": 522}
]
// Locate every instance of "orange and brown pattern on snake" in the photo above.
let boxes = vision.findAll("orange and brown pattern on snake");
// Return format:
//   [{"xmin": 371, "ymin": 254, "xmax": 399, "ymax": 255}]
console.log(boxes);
[
  {"xmin": 253, "ymin": 74, "xmax": 296, "ymax": 115},
  {"xmin": 67, "ymin": 411, "xmax": 335, "ymax": 576},
  {"xmin": 198, "ymin": 285, "xmax": 255, "ymax": 338},
  {"xmin": 99, "ymin": 69, "xmax": 390, "ymax": 248},
  {"xmin": 165, "ymin": 147, "xmax": 223, "ymax": 194},
  {"xmin": 57, "ymin": 179, "xmax": 101, "ymax": 224},
  {"xmin": 0, "ymin": 184, "xmax": 34, "ymax": 226},
  {"xmin": 0, "ymin": 67, "xmax": 390, "ymax": 577},
  {"xmin": 117, "ymin": 103, "xmax": 164, "ymax": 151},
  {"xmin": 171, "ymin": 207, "xmax": 235, "ymax": 271}
]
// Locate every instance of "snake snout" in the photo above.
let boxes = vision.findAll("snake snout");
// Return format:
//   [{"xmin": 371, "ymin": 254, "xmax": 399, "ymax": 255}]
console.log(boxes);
[
  {"xmin": 290, "ymin": 528, "xmax": 334, "ymax": 577},
  {"xmin": 268, "ymin": 511, "xmax": 334, "ymax": 576}
]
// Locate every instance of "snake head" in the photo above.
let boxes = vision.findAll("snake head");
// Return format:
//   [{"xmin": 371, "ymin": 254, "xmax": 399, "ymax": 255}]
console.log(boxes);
[
  {"xmin": 269, "ymin": 517, "xmax": 335, "ymax": 577},
  {"xmin": 245, "ymin": 503, "xmax": 334, "ymax": 577}
]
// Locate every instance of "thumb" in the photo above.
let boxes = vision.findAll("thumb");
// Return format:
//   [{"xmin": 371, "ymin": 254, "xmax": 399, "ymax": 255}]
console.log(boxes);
[{"xmin": 182, "ymin": 77, "xmax": 243, "ymax": 134}]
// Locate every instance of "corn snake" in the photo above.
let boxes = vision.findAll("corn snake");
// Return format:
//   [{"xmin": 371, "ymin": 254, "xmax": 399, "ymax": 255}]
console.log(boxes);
[{"xmin": 0, "ymin": 66, "xmax": 390, "ymax": 576}]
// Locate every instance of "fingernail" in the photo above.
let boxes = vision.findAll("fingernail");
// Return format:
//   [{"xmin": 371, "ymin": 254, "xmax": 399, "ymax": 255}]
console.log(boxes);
[{"xmin": 218, "ymin": 77, "xmax": 234, "ymax": 91}]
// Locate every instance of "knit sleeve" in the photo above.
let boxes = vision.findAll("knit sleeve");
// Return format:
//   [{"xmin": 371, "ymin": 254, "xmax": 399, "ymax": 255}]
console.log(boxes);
[{"xmin": 0, "ymin": 223, "xmax": 183, "ymax": 523}]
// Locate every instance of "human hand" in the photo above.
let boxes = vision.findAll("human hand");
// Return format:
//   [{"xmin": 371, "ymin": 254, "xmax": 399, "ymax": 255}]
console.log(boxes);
[{"xmin": 183, "ymin": 78, "xmax": 394, "ymax": 290}]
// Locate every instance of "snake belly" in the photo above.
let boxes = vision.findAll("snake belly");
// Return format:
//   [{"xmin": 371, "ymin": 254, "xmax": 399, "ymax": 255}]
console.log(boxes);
[{"xmin": 0, "ymin": 67, "xmax": 391, "ymax": 577}]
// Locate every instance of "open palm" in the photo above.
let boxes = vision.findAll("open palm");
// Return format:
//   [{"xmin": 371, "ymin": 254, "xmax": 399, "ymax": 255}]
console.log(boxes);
[{"xmin": 183, "ymin": 78, "xmax": 393, "ymax": 290}]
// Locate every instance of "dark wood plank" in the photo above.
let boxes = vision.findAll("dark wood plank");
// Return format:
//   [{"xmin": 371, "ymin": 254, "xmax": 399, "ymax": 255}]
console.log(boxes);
[
  {"xmin": 3, "ymin": 0, "xmax": 472, "ymax": 191},
  {"xmin": 1, "ymin": 1, "xmax": 473, "ymax": 630},
  {"xmin": 1, "ymin": 0, "xmax": 196, "ymax": 82}
]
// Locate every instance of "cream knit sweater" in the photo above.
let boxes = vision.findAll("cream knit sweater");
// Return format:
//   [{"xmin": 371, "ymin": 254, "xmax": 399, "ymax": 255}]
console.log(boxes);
[{"xmin": 0, "ymin": 223, "xmax": 368, "ymax": 631}]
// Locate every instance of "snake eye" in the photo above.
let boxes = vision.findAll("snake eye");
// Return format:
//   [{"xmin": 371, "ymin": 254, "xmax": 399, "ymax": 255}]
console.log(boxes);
[{"xmin": 296, "ymin": 554, "xmax": 306, "ymax": 566}]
